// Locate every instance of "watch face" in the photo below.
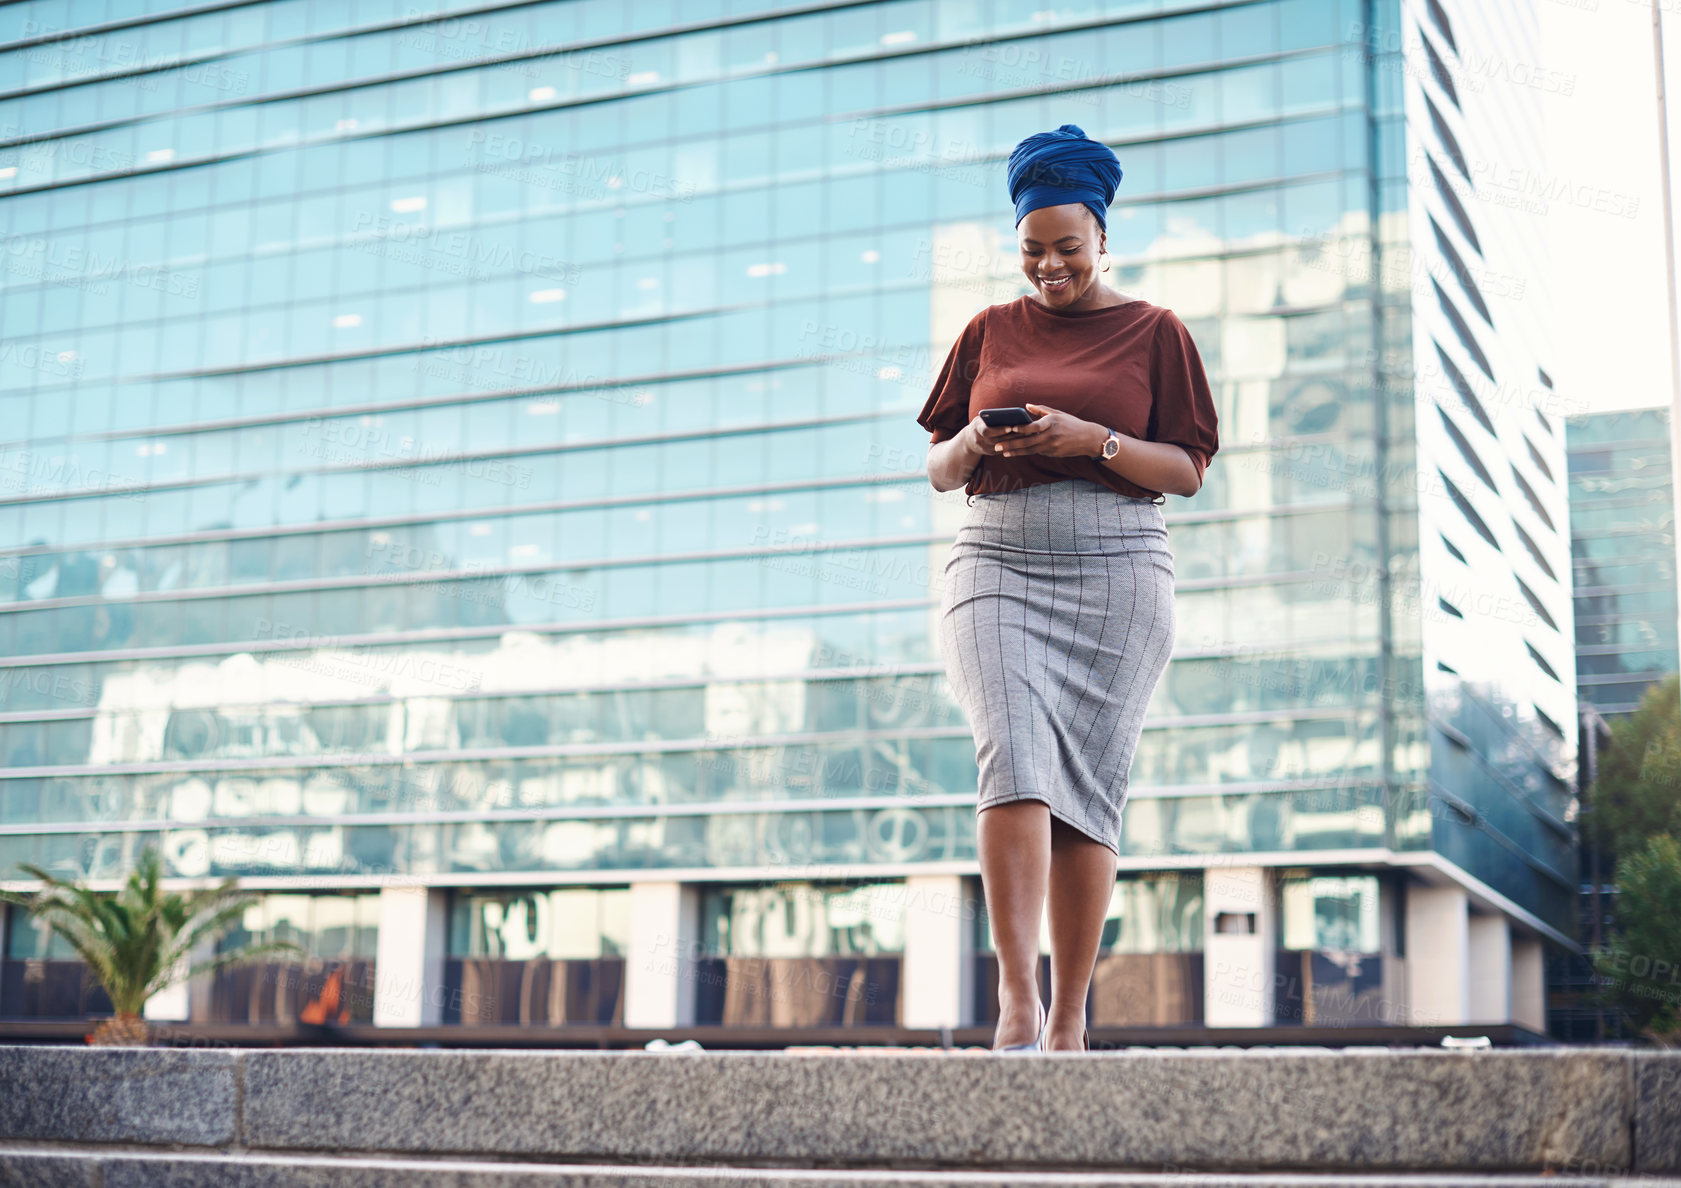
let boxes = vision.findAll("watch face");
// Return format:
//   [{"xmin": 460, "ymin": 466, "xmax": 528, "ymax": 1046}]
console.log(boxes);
[{"xmin": 1102, "ymin": 434, "xmax": 1119, "ymax": 459}]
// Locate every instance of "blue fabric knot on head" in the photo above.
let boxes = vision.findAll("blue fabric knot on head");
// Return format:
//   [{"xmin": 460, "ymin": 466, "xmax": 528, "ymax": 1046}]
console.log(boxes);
[{"xmin": 1007, "ymin": 123, "xmax": 1122, "ymax": 232}]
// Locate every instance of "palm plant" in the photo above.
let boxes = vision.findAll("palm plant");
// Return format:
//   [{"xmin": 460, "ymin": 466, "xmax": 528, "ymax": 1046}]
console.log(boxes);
[{"xmin": 0, "ymin": 844, "xmax": 306, "ymax": 1045}]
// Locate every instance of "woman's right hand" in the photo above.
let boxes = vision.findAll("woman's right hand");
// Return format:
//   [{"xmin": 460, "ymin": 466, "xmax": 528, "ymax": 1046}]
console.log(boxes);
[
  {"xmin": 928, "ymin": 414, "xmax": 1039, "ymax": 492},
  {"xmin": 963, "ymin": 413, "xmax": 1037, "ymax": 458}
]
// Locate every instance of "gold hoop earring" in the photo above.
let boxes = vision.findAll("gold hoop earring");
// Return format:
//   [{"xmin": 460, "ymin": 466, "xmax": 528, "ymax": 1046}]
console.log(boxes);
[{"xmin": 1099, "ymin": 250, "xmax": 1110, "ymax": 273}]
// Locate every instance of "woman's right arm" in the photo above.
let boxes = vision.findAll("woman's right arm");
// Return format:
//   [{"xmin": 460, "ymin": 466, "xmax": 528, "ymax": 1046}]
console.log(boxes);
[
  {"xmin": 917, "ymin": 309, "xmax": 992, "ymax": 489},
  {"xmin": 926, "ymin": 418, "xmax": 989, "ymax": 492}
]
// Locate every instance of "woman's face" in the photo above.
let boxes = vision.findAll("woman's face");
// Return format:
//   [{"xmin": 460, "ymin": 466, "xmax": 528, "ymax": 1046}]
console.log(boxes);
[{"xmin": 1018, "ymin": 204, "xmax": 1105, "ymax": 308}]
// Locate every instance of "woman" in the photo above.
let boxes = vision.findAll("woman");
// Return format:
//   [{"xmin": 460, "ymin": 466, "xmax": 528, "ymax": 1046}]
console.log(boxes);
[{"xmin": 917, "ymin": 124, "xmax": 1219, "ymax": 1053}]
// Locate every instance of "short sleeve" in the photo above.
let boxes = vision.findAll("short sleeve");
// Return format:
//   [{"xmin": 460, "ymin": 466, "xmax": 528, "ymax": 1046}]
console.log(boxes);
[
  {"xmin": 916, "ymin": 308, "xmax": 987, "ymax": 444},
  {"xmin": 1147, "ymin": 309, "xmax": 1219, "ymax": 483}
]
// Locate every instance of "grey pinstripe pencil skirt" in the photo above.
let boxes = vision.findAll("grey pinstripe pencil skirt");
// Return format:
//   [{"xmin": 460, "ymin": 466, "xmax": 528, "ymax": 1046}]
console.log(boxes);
[{"xmin": 937, "ymin": 479, "xmax": 1176, "ymax": 855}]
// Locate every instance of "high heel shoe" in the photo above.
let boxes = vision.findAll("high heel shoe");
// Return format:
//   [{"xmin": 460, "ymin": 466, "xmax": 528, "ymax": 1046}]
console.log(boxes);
[{"xmin": 998, "ymin": 998, "xmax": 1046, "ymax": 1052}]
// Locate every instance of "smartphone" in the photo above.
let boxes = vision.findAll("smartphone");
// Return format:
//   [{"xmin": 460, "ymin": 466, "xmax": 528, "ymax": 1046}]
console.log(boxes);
[{"xmin": 979, "ymin": 407, "xmax": 1034, "ymax": 427}]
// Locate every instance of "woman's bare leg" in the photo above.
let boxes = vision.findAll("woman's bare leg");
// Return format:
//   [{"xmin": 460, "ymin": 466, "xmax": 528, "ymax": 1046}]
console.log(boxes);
[
  {"xmin": 1044, "ymin": 818, "xmax": 1117, "ymax": 1050},
  {"xmin": 976, "ymin": 798, "xmax": 1050, "ymax": 1048}
]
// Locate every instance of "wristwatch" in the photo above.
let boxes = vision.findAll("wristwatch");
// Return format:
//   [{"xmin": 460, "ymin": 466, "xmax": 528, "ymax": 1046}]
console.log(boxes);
[{"xmin": 1096, "ymin": 427, "xmax": 1121, "ymax": 461}]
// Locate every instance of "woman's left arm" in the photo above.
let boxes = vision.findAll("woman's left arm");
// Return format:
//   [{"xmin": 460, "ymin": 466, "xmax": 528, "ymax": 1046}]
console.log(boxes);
[{"xmin": 1097, "ymin": 430, "xmax": 1202, "ymax": 497}]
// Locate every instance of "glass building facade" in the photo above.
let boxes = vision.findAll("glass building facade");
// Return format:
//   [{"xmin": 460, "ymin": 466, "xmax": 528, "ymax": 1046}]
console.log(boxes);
[
  {"xmin": 0, "ymin": 0, "xmax": 1569, "ymax": 1033},
  {"xmin": 1566, "ymin": 407, "xmax": 1678, "ymax": 718}
]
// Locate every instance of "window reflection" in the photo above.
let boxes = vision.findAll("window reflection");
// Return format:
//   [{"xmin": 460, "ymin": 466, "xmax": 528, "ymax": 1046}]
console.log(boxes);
[
  {"xmin": 450, "ymin": 887, "xmax": 629, "ymax": 960},
  {"xmin": 204, "ymin": 892, "xmax": 380, "ymax": 1025},
  {"xmin": 702, "ymin": 881, "xmax": 904, "ymax": 956},
  {"xmin": 218, "ymin": 892, "xmax": 381, "ymax": 960},
  {"xmin": 1280, "ymin": 874, "xmax": 1379, "ymax": 952},
  {"xmin": 444, "ymin": 887, "xmax": 629, "ymax": 1025},
  {"xmin": 695, "ymin": 881, "xmax": 904, "ymax": 1025},
  {"xmin": 1275, "ymin": 872, "xmax": 1397, "ymax": 1026},
  {"xmin": 1, "ymin": 785, "xmax": 1409, "ymax": 884},
  {"xmin": 0, "ymin": 903, "xmax": 115, "ymax": 1020}
]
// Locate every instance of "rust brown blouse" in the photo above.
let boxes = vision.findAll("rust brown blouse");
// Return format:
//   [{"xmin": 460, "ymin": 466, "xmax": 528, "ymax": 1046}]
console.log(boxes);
[{"xmin": 916, "ymin": 294, "xmax": 1219, "ymax": 502}]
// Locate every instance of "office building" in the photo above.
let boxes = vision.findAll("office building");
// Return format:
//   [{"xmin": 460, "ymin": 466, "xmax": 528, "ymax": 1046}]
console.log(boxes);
[
  {"xmin": 1566, "ymin": 407, "xmax": 1678, "ymax": 719},
  {"xmin": 0, "ymin": 0, "xmax": 1569, "ymax": 1035},
  {"xmin": 1547, "ymin": 407, "xmax": 1676, "ymax": 1041}
]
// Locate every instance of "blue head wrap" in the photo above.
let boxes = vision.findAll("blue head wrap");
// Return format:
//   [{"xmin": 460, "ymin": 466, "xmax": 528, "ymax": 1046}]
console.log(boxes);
[{"xmin": 1006, "ymin": 123, "xmax": 1123, "ymax": 232}]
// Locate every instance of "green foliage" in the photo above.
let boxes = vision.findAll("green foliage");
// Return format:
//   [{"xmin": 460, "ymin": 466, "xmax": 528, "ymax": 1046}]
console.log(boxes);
[
  {"xmin": 0, "ymin": 845, "xmax": 305, "ymax": 1018},
  {"xmin": 1584, "ymin": 673, "xmax": 1681, "ymax": 864},
  {"xmin": 1591, "ymin": 832, "xmax": 1681, "ymax": 1045}
]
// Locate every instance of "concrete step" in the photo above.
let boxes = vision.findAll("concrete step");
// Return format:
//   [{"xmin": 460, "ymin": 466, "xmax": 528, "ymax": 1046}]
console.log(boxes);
[
  {"xmin": 2, "ymin": 1149, "xmax": 1680, "ymax": 1188},
  {"xmin": 0, "ymin": 1045, "xmax": 1677, "ymax": 1176}
]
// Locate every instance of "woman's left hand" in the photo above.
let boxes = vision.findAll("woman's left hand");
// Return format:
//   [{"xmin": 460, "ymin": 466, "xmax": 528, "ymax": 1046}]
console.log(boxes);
[{"xmin": 992, "ymin": 403, "xmax": 1107, "ymax": 458}]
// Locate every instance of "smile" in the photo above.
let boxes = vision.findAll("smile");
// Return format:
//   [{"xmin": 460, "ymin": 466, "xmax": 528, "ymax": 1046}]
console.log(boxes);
[{"xmin": 1041, "ymin": 276, "xmax": 1071, "ymax": 291}]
